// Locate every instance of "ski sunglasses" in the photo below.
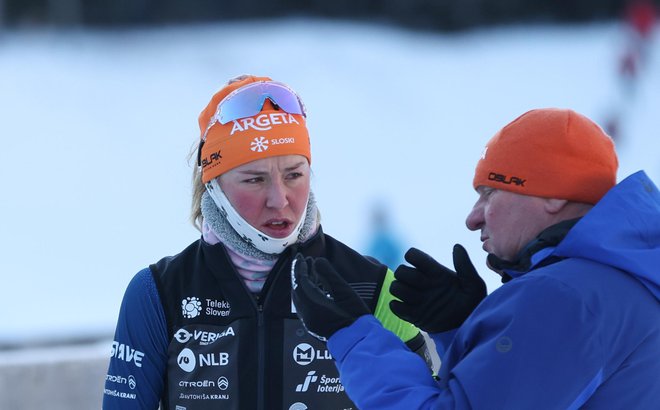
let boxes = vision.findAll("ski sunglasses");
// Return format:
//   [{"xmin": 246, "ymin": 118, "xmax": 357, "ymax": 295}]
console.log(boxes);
[{"xmin": 197, "ymin": 81, "xmax": 307, "ymax": 166}]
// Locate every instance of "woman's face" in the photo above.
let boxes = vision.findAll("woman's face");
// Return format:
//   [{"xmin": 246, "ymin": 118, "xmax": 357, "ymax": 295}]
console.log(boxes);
[{"xmin": 218, "ymin": 155, "xmax": 310, "ymax": 239}]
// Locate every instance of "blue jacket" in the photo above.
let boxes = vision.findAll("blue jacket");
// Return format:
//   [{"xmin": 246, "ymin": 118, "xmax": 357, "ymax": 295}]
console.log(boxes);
[{"xmin": 328, "ymin": 171, "xmax": 660, "ymax": 409}]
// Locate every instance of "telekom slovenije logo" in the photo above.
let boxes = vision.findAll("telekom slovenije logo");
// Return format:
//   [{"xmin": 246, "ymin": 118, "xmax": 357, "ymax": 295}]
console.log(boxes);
[{"xmin": 181, "ymin": 297, "xmax": 202, "ymax": 318}]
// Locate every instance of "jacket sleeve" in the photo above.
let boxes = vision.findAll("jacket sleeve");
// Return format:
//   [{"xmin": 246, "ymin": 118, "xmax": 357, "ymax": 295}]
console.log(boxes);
[
  {"xmin": 328, "ymin": 275, "xmax": 604, "ymax": 410},
  {"xmin": 429, "ymin": 329, "xmax": 457, "ymax": 360},
  {"xmin": 328, "ymin": 315, "xmax": 469, "ymax": 409},
  {"xmin": 102, "ymin": 268, "xmax": 169, "ymax": 409}
]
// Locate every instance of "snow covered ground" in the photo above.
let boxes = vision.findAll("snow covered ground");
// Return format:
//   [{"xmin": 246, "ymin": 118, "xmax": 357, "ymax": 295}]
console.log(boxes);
[{"xmin": 1, "ymin": 18, "xmax": 658, "ymax": 350}]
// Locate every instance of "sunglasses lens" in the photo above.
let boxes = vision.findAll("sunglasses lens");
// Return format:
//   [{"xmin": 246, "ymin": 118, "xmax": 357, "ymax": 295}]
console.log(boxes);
[{"xmin": 217, "ymin": 82, "xmax": 305, "ymax": 125}]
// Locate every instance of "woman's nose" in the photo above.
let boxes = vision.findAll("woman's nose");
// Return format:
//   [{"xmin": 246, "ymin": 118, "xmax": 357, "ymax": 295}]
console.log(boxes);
[{"xmin": 266, "ymin": 180, "xmax": 289, "ymax": 209}]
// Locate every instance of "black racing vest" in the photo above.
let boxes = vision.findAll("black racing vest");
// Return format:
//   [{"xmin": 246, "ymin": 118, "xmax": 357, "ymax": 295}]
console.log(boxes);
[{"xmin": 151, "ymin": 228, "xmax": 404, "ymax": 410}]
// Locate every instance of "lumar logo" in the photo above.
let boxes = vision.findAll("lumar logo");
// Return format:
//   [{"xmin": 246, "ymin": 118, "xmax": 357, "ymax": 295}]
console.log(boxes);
[
  {"xmin": 293, "ymin": 343, "xmax": 314, "ymax": 365},
  {"xmin": 230, "ymin": 113, "xmax": 299, "ymax": 135},
  {"xmin": 200, "ymin": 149, "xmax": 222, "ymax": 169},
  {"xmin": 488, "ymin": 172, "xmax": 526, "ymax": 186},
  {"xmin": 251, "ymin": 137, "xmax": 269, "ymax": 152},
  {"xmin": 293, "ymin": 343, "xmax": 332, "ymax": 365}
]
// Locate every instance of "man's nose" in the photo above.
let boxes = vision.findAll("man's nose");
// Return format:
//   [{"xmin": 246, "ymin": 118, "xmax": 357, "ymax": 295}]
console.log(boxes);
[{"xmin": 465, "ymin": 204, "xmax": 484, "ymax": 231}]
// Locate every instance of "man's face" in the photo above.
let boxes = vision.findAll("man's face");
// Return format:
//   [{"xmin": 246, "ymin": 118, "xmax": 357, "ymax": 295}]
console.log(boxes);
[{"xmin": 466, "ymin": 186, "xmax": 552, "ymax": 262}]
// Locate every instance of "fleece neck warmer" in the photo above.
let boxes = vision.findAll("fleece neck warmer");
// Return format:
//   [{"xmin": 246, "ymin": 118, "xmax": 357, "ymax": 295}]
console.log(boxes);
[{"xmin": 201, "ymin": 190, "xmax": 319, "ymax": 291}]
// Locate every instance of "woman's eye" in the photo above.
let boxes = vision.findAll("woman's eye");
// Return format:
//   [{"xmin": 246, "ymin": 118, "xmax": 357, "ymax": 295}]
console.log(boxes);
[
  {"xmin": 244, "ymin": 177, "xmax": 263, "ymax": 184},
  {"xmin": 287, "ymin": 172, "xmax": 303, "ymax": 180}
]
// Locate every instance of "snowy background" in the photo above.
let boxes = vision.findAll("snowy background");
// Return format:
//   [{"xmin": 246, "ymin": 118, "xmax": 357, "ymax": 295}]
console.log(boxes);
[{"xmin": 1, "ymin": 18, "xmax": 659, "ymax": 347}]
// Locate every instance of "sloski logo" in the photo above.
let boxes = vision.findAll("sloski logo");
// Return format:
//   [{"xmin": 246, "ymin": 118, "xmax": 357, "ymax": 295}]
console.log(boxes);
[{"xmin": 251, "ymin": 136, "xmax": 269, "ymax": 152}]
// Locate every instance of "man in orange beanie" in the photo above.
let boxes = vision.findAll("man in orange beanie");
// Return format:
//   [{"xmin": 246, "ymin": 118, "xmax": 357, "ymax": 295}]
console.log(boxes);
[{"xmin": 291, "ymin": 108, "xmax": 660, "ymax": 409}]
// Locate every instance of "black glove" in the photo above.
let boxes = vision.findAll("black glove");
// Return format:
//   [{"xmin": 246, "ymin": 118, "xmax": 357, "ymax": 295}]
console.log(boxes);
[
  {"xmin": 389, "ymin": 244, "xmax": 487, "ymax": 333},
  {"xmin": 291, "ymin": 253, "xmax": 370, "ymax": 341}
]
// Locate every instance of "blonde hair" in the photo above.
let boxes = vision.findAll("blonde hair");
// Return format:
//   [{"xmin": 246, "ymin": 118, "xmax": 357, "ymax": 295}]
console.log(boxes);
[
  {"xmin": 189, "ymin": 75, "xmax": 253, "ymax": 232},
  {"xmin": 189, "ymin": 143, "xmax": 205, "ymax": 232}
]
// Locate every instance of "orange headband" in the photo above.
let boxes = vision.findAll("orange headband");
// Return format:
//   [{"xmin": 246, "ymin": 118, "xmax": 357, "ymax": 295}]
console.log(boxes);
[{"xmin": 198, "ymin": 76, "xmax": 311, "ymax": 184}]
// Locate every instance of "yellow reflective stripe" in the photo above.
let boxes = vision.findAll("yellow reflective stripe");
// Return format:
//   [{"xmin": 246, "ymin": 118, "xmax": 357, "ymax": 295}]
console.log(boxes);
[{"xmin": 373, "ymin": 268, "xmax": 420, "ymax": 342}]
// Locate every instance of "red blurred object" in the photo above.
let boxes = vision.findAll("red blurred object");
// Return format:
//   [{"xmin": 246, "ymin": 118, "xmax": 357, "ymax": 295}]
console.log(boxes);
[{"xmin": 625, "ymin": 0, "xmax": 657, "ymax": 39}]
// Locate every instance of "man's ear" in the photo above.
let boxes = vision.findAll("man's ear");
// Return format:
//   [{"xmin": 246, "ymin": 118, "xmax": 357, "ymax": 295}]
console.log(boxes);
[{"xmin": 543, "ymin": 198, "xmax": 569, "ymax": 214}]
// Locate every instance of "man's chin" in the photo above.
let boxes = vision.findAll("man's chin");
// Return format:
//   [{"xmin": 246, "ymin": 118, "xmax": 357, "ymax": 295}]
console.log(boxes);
[{"xmin": 486, "ymin": 253, "xmax": 513, "ymax": 283}]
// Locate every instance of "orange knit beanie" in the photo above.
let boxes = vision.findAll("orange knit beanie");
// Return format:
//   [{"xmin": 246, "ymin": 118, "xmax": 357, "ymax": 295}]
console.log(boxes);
[
  {"xmin": 473, "ymin": 108, "xmax": 618, "ymax": 204},
  {"xmin": 198, "ymin": 75, "xmax": 311, "ymax": 184}
]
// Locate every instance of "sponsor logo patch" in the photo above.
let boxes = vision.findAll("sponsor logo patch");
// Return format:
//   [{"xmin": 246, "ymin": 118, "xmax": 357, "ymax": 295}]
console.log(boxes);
[
  {"xmin": 251, "ymin": 136, "xmax": 269, "ymax": 152},
  {"xmin": 293, "ymin": 343, "xmax": 332, "ymax": 365},
  {"xmin": 230, "ymin": 113, "xmax": 300, "ymax": 135},
  {"xmin": 295, "ymin": 370, "xmax": 345, "ymax": 394},
  {"xmin": 181, "ymin": 297, "xmax": 202, "ymax": 319},
  {"xmin": 177, "ymin": 348, "xmax": 229, "ymax": 372},
  {"xmin": 488, "ymin": 172, "xmax": 526, "ymax": 186},
  {"xmin": 174, "ymin": 327, "xmax": 235, "ymax": 346},
  {"xmin": 105, "ymin": 374, "xmax": 136, "ymax": 390},
  {"xmin": 110, "ymin": 342, "xmax": 144, "ymax": 368}
]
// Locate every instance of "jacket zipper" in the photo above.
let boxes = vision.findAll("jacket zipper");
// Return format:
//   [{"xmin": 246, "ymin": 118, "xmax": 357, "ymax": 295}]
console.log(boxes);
[
  {"xmin": 252, "ymin": 246, "xmax": 297, "ymax": 410},
  {"xmin": 257, "ymin": 303, "xmax": 265, "ymax": 410}
]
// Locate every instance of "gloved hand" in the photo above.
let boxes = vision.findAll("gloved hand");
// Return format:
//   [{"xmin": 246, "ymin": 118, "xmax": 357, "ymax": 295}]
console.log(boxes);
[
  {"xmin": 390, "ymin": 244, "xmax": 487, "ymax": 333},
  {"xmin": 291, "ymin": 253, "xmax": 370, "ymax": 341}
]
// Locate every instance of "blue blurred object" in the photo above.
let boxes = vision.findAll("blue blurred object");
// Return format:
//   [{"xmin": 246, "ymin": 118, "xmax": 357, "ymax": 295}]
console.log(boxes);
[{"xmin": 365, "ymin": 202, "xmax": 404, "ymax": 269}]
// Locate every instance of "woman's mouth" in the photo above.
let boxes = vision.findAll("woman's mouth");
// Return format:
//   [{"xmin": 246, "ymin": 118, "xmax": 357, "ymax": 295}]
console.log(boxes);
[{"xmin": 262, "ymin": 220, "xmax": 293, "ymax": 238}]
